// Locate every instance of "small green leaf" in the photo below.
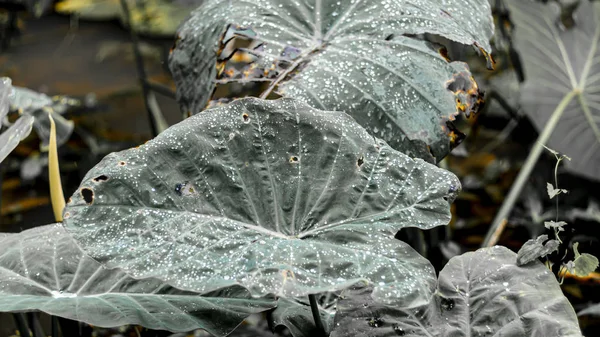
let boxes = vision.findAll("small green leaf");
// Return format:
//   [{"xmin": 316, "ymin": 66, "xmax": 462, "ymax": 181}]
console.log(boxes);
[
  {"xmin": 544, "ymin": 220, "xmax": 568, "ymax": 232},
  {"xmin": 516, "ymin": 234, "xmax": 559, "ymax": 266},
  {"xmin": 546, "ymin": 183, "xmax": 567, "ymax": 199},
  {"xmin": 572, "ymin": 243, "xmax": 599, "ymax": 277}
]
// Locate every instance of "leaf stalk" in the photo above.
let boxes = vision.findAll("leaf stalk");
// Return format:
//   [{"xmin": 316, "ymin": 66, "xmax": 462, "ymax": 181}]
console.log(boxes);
[
  {"xmin": 483, "ymin": 90, "xmax": 577, "ymax": 247},
  {"xmin": 308, "ymin": 294, "xmax": 327, "ymax": 337}
]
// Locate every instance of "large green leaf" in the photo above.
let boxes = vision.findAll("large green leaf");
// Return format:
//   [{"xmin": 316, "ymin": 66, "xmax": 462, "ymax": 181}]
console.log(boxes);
[
  {"xmin": 169, "ymin": 0, "xmax": 494, "ymax": 161},
  {"xmin": 0, "ymin": 224, "xmax": 276, "ymax": 336},
  {"xmin": 64, "ymin": 97, "xmax": 458, "ymax": 304},
  {"xmin": 506, "ymin": 0, "xmax": 600, "ymax": 180},
  {"xmin": 330, "ymin": 246, "xmax": 583, "ymax": 336}
]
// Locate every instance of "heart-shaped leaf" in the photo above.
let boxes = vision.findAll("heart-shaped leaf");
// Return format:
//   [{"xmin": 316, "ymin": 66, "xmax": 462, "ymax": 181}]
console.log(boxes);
[
  {"xmin": 64, "ymin": 97, "xmax": 459, "ymax": 305},
  {"xmin": 506, "ymin": 0, "xmax": 600, "ymax": 180},
  {"xmin": 331, "ymin": 246, "xmax": 583, "ymax": 336},
  {"xmin": 0, "ymin": 224, "xmax": 276, "ymax": 336},
  {"xmin": 169, "ymin": 0, "xmax": 494, "ymax": 161}
]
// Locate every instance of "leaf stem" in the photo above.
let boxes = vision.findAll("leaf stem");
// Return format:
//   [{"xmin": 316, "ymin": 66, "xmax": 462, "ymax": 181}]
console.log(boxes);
[
  {"xmin": 13, "ymin": 313, "xmax": 30, "ymax": 337},
  {"xmin": 48, "ymin": 111, "xmax": 66, "ymax": 222},
  {"xmin": 118, "ymin": 0, "xmax": 168, "ymax": 135},
  {"xmin": 52, "ymin": 316, "xmax": 60, "ymax": 337},
  {"xmin": 483, "ymin": 90, "xmax": 577, "ymax": 247},
  {"xmin": 266, "ymin": 308, "xmax": 275, "ymax": 332},
  {"xmin": 308, "ymin": 294, "xmax": 327, "ymax": 336}
]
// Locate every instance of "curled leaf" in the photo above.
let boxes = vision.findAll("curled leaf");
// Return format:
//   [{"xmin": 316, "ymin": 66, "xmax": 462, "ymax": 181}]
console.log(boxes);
[{"xmin": 517, "ymin": 234, "xmax": 560, "ymax": 266}]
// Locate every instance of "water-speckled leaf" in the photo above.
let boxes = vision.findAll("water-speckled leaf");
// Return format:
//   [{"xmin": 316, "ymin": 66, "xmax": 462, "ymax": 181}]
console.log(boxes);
[
  {"xmin": 437, "ymin": 246, "xmax": 582, "ymax": 336},
  {"xmin": 330, "ymin": 246, "xmax": 583, "ymax": 337},
  {"xmin": 331, "ymin": 283, "xmax": 440, "ymax": 337},
  {"xmin": 170, "ymin": 0, "xmax": 494, "ymax": 161},
  {"xmin": 0, "ymin": 224, "xmax": 276, "ymax": 336},
  {"xmin": 271, "ymin": 298, "xmax": 334, "ymax": 336},
  {"xmin": 64, "ymin": 97, "xmax": 459, "ymax": 304},
  {"xmin": 506, "ymin": 0, "xmax": 600, "ymax": 180}
]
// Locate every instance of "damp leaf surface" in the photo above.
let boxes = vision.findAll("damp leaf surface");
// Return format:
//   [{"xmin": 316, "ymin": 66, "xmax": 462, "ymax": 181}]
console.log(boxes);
[
  {"xmin": 169, "ymin": 0, "xmax": 494, "ymax": 161},
  {"xmin": 64, "ymin": 97, "xmax": 459, "ymax": 304},
  {"xmin": 0, "ymin": 224, "xmax": 276, "ymax": 336},
  {"xmin": 330, "ymin": 246, "xmax": 583, "ymax": 336}
]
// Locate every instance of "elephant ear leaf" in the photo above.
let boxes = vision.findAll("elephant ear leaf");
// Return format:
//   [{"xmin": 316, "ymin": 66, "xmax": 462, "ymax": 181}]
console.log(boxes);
[
  {"xmin": 64, "ymin": 97, "xmax": 458, "ymax": 307},
  {"xmin": 506, "ymin": 0, "xmax": 600, "ymax": 180},
  {"xmin": 169, "ymin": 0, "xmax": 494, "ymax": 161},
  {"xmin": 437, "ymin": 246, "xmax": 583, "ymax": 336},
  {"xmin": 329, "ymin": 246, "xmax": 583, "ymax": 336},
  {"xmin": 0, "ymin": 224, "xmax": 276, "ymax": 337}
]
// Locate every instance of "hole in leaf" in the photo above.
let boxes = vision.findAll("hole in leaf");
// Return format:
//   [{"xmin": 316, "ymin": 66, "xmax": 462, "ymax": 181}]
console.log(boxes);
[
  {"xmin": 242, "ymin": 112, "xmax": 250, "ymax": 123},
  {"xmin": 118, "ymin": 161, "xmax": 126, "ymax": 166},
  {"xmin": 81, "ymin": 188, "xmax": 94, "ymax": 205},
  {"xmin": 357, "ymin": 156, "xmax": 364, "ymax": 167},
  {"xmin": 63, "ymin": 212, "xmax": 71, "ymax": 219},
  {"xmin": 367, "ymin": 317, "xmax": 384, "ymax": 328},
  {"xmin": 440, "ymin": 298, "xmax": 455, "ymax": 311},
  {"xmin": 289, "ymin": 156, "xmax": 299, "ymax": 163},
  {"xmin": 93, "ymin": 175, "xmax": 109, "ymax": 182},
  {"xmin": 438, "ymin": 46, "xmax": 451, "ymax": 62},
  {"xmin": 392, "ymin": 324, "xmax": 406, "ymax": 336},
  {"xmin": 175, "ymin": 182, "xmax": 197, "ymax": 196}
]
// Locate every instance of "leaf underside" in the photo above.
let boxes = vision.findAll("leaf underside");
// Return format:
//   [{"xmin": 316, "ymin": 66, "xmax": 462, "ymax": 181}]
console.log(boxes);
[
  {"xmin": 507, "ymin": 0, "xmax": 600, "ymax": 180},
  {"xmin": 64, "ymin": 97, "xmax": 459, "ymax": 305},
  {"xmin": 169, "ymin": 0, "xmax": 494, "ymax": 161},
  {"xmin": 0, "ymin": 224, "xmax": 276, "ymax": 336}
]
